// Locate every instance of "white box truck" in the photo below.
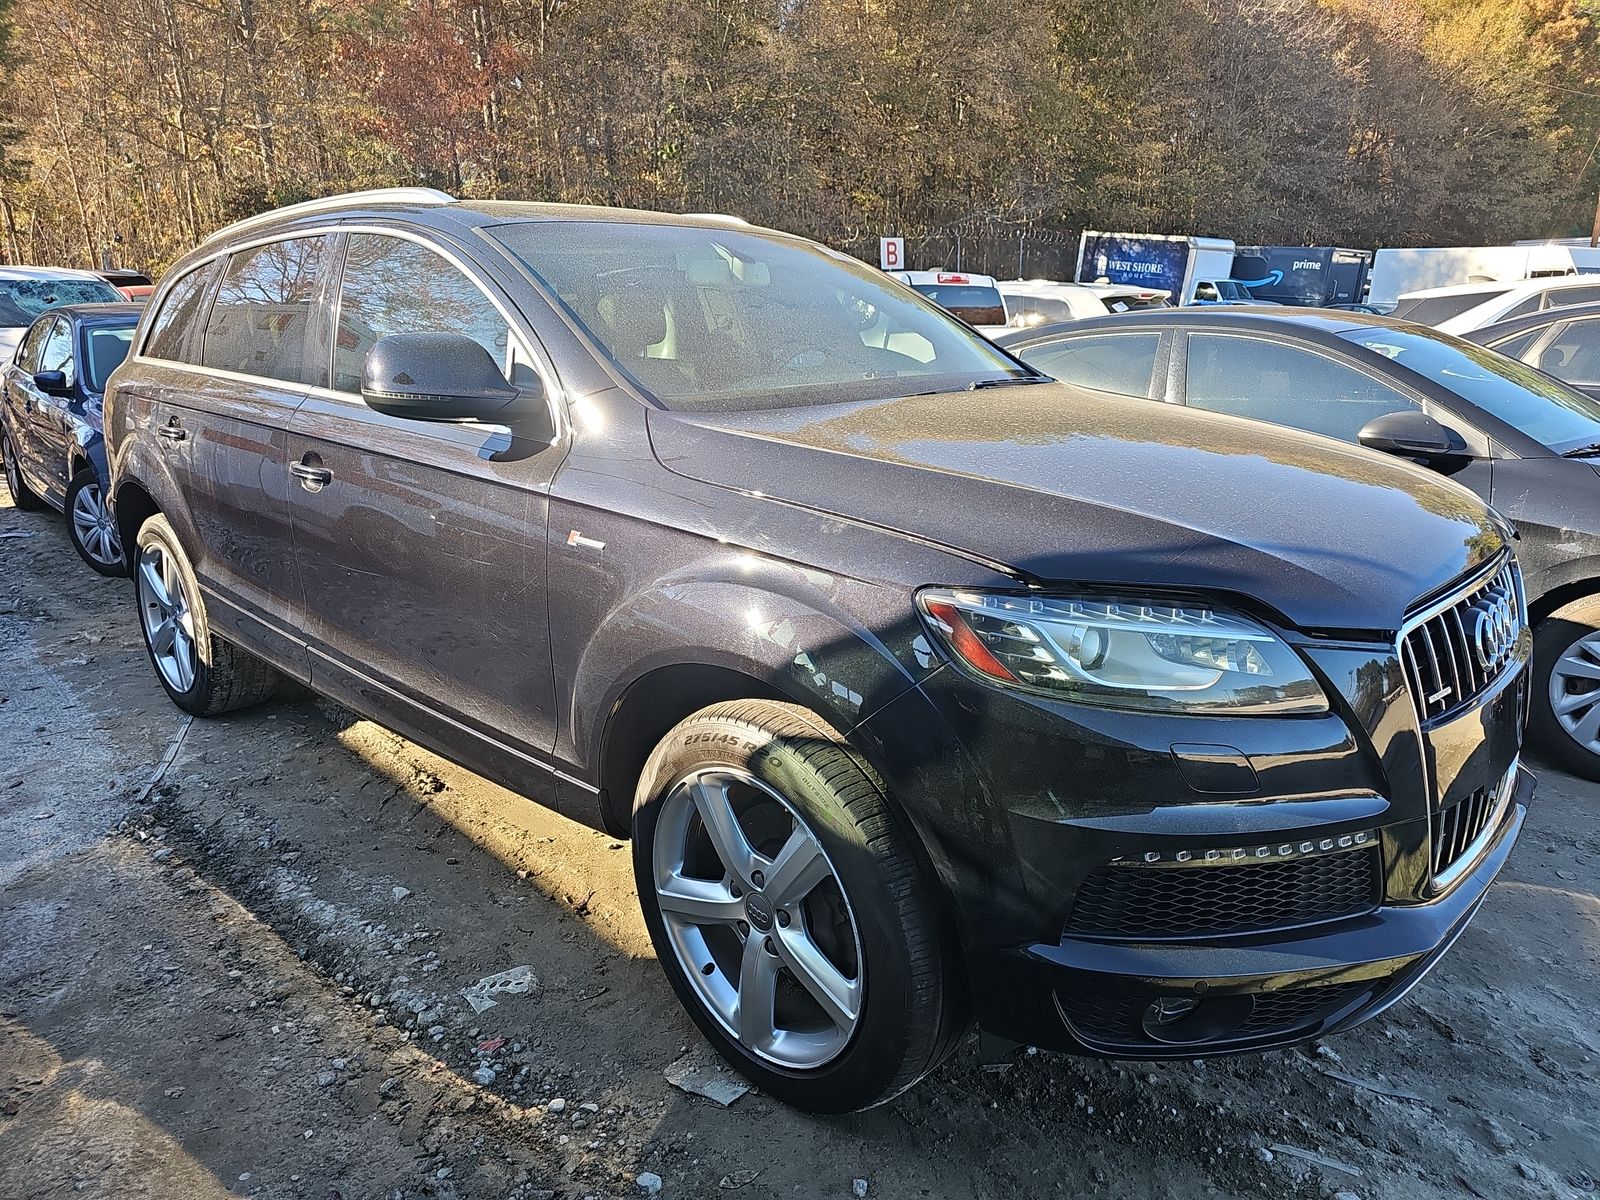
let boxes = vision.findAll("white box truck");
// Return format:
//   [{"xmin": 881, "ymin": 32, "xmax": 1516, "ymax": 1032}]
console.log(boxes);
[
  {"xmin": 1075, "ymin": 232, "xmax": 1237, "ymax": 306},
  {"xmin": 1367, "ymin": 244, "xmax": 1580, "ymax": 309}
]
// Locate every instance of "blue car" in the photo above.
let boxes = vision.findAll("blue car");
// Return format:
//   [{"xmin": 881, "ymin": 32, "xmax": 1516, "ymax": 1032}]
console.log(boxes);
[{"xmin": 1, "ymin": 303, "xmax": 142, "ymax": 573}]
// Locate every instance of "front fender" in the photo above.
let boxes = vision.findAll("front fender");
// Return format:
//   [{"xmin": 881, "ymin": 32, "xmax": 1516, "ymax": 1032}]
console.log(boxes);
[{"xmin": 566, "ymin": 549, "xmax": 936, "ymax": 774}]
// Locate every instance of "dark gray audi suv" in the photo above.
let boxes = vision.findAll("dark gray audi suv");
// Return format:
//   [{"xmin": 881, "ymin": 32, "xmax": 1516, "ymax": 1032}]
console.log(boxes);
[{"xmin": 104, "ymin": 190, "xmax": 1532, "ymax": 1111}]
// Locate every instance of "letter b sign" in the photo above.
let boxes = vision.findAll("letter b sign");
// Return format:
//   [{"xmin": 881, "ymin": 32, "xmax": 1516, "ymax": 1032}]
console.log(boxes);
[{"xmin": 880, "ymin": 237, "xmax": 904, "ymax": 271}]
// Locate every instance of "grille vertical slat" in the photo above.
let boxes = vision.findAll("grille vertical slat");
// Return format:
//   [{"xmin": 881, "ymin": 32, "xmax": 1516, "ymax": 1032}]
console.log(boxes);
[{"xmin": 1400, "ymin": 559, "xmax": 1523, "ymax": 723}]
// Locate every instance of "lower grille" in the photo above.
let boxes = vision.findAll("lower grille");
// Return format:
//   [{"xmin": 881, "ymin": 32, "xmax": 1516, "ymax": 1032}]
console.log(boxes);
[
  {"xmin": 1065, "ymin": 849, "xmax": 1381, "ymax": 940},
  {"xmin": 1432, "ymin": 760, "xmax": 1515, "ymax": 884},
  {"xmin": 1060, "ymin": 981, "xmax": 1370, "ymax": 1049}
]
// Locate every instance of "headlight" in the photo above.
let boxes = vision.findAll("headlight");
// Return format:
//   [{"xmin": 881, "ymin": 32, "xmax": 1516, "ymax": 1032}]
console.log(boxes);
[{"xmin": 917, "ymin": 589, "xmax": 1327, "ymax": 714}]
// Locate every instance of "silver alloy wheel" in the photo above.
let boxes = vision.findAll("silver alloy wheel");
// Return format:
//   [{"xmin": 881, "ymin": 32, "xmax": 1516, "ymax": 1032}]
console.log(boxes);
[
  {"xmin": 652, "ymin": 767, "xmax": 864, "ymax": 1070},
  {"xmin": 1550, "ymin": 630, "xmax": 1600, "ymax": 754},
  {"xmin": 2, "ymin": 433, "xmax": 19, "ymax": 495},
  {"xmin": 137, "ymin": 542, "xmax": 197, "ymax": 693},
  {"xmin": 71, "ymin": 482, "xmax": 123, "ymax": 567}
]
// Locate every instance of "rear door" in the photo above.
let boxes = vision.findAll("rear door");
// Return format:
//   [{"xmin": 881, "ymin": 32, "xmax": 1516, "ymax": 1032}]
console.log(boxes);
[
  {"xmin": 1014, "ymin": 331, "xmax": 1168, "ymax": 400},
  {"xmin": 285, "ymin": 228, "xmax": 563, "ymax": 772}
]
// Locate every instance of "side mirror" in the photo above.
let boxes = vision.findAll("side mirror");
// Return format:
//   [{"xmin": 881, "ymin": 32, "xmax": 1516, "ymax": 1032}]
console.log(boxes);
[
  {"xmin": 361, "ymin": 332, "xmax": 524, "ymax": 422},
  {"xmin": 1358, "ymin": 409, "xmax": 1459, "ymax": 460},
  {"xmin": 33, "ymin": 369, "xmax": 69, "ymax": 395}
]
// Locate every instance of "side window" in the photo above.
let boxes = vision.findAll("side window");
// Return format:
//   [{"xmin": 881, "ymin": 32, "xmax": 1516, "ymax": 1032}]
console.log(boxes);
[
  {"xmin": 1545, "ymin": 285, "xmax": 1600, "ymax": 308},
  {"xmin": 334, "ymin": 234, "xmax": 512, "ymax": 393},
  {"xmin": 38, "ymin": 318, "xmax": 75, "ymax": 386},
  {"xmin": 1488, "ymin": 328, "xmax": 1543, "ymax": 361},
  {"xmin": 202, "ymin": 237, "xmax": 331, "ymax": 385},
  {"xmin": 1184, "ymin": 334, "xmax": 1417, "ymax": 443},
  {"xmin": 1499, "ymin": 295, "xmax": 1542, "ymax": 321},
  {"xmin": 15, "ymin": 317, "xmax": 53, "ymax": 371},
  {"xmin": 1021, "ymin": 333, "xmax": 1162, "ymax": 399},
  {"xmin": 1536, "ymin": 318, "xmax": 1600, "ymax": 383},
  {"xmin": 145, "ymin": 263, "xmax": 218, "ymax": 363}
]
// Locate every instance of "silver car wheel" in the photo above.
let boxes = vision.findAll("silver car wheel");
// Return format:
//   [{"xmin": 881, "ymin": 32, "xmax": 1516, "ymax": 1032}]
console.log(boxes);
[
  {"xmin": 137, "ymin": 542, "xmax": 197, "ymax": 693},
  {"xmin": 71, "ymin": 481, "xmax": 123, "ymax": 567},
  {"xmin": 652, "ymin": 767, "xmax": 864, "ymax": 1070},
  {"xmin": 1549, "ymin": 630, "xmax": 1600, "ymax": 753}
]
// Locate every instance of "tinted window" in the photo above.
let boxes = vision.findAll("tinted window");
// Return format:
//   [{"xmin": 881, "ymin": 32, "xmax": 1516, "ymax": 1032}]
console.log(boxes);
[
  {"xmin": 1545, "ymin": 285, "xmax": 1600, "ymax": 308},
  {"xmin": 15, "ymin": 318, "xmax": 52, "ymax": 371},
  {"xmin": 1499, "ymin": 295, "xmax": 1542, "ymax": 321},
  {"xmin": 1020, "ymin": 333, "xmax": 1161, "ymax": 398},
  {"xmin": 1534, "ymin": 318, "xmax": 1600, "ymax": 383},
  {"xmin": 0, "ymin": 277, "xmax": 121, "ymax": 326},
  {"xmin": 1390, "ymin": 291, "xmax": 1507, "ymax": 324},
  {"xmin": 487, "ymin": 221, "xmax": 1024, "ymax": 412},
  {"xmin": 334, "ymin": 234, "xmax": 513, "ymax": 394},
  {"xmin": 146, "ymin": 263, "xmax": 217, "ymax": 363},
  {"xmin": 908, "ymin": 283, "xmax": 1006, "ymax": 326},
  {"xmin": 1488, "ymin": 328, "xmax": 1543, "ymax": 360},
  {"xmin": 84, "ymin": 322, "xmax": 137, "ymax": 392},
  {"xmin": 38, "ymin": 318, "xmax": 75, "ymax": 387},
  {"xmin": 1004, "ymin": 296, "xmax": 1076, "ymax": 327},
  {"xmin": 1341, "ymin": 325, "xmax": 1600, "ymax": 451},
  {"xmin": 1185, "ymin": 334, "xmax": 1416, "ymax": 443},
  {"xmin": 202, "ymin": 237, "xmax": 331, "ymax": 385}
]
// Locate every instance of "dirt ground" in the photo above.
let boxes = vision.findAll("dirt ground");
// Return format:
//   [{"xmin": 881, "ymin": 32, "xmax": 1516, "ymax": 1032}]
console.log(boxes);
[{"xmin": 1, "ymin": 480, "xmax": 1597, "ymax": 1200}]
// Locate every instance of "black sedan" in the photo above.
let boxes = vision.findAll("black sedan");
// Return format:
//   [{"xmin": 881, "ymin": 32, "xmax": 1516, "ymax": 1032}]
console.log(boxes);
[
  {"xmin": 1463, "ymin": 298, "xmax": 1600, "ymax": 400},
  {"xmin": 996, "ymin": 307, "xmax": 1600, "ymax": 781},
  {"xmin": 1, "ymin": 303, "xmax": 141, "ymax": 573}
]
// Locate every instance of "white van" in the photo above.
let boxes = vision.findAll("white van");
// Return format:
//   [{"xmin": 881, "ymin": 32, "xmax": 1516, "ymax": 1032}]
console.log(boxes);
[
  {"xmin": 891, "ymin": 270, "xmax": 1008, "ymax": 334},
  {"xmin": 1368, "ymin": 245, "xmax": 1582, "ymax": 309}
]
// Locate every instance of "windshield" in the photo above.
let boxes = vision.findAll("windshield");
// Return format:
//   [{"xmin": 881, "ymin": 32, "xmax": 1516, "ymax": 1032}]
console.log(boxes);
[
  {"xmin": 83, "ymin": 321, "xmax": 136, "ymax": 392},
  {"xmin": 1341, "ymin": 325, "xmax": 1600, "ymax": 450},
  {"xmin": 485, "ymin": 221, "xmax": 1026, "ymax": 411},
  {"xmin": 0, "ymin": 278, "xmax": 122, "ymax": 326}
]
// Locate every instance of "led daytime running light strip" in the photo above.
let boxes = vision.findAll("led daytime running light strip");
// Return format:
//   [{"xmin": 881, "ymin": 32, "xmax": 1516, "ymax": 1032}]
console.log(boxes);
[{"xmin": 1112, "ymin": 829, "xmax": 1376, "ymax": 868}]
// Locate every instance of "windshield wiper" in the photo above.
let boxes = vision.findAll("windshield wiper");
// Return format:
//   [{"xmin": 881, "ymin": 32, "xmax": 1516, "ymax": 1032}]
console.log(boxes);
[
  {"xmin": 1562, "ymin": 442, "xmax": 1600, "ymax": 458},
  {"xmin": 968, "ymin": 375, "xmax": 1051, "ymax": 390}
]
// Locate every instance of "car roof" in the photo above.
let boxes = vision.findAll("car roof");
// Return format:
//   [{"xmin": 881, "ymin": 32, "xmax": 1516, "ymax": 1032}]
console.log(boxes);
[
  {"xmin": 62, "ymin": 302, "xmax": 144, "ymax": 320},
  {"xmin": 894, "ymin": 269, "xmax": 999, "ymax": 285},
  {"xmin": 1460, "ymin": 299, "xmax": 1600, "ymax": 345},
  {"xmin": 991, "ymin": 306, "xmax": 1377, "ymax": 348},
  {"xmin": 0, "ymin": 265, "xmax": 117, "ymax": 283},
  {"xmin": 1397, "ymin": 275, "xmax": 1600, "ymax": 301}
]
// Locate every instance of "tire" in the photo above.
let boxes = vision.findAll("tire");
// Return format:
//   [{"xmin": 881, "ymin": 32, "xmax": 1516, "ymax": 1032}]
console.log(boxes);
[
  {"xmin": 632, "ymin": 699, "xmax": 967, "ymax": 1112},
  {"xmin": 1, "ymin": 427, "xmax": 43, "ymax": 512},
  {"xmin": 66, "ymin": 468, "xmax": 125, "ymax": 575},
  {"xmin": 132, "ymin": 513, "xmax": 279, "ymax": 716},
  {"xmin": 1531, "ymin": 595, "xmax": 1600, "ymax": 781}
]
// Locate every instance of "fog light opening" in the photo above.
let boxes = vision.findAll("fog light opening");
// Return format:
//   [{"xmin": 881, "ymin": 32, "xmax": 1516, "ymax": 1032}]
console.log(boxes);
[{"xmin": 1139, "ymin": 991, "xmax": 1257, "ymax": 1044}]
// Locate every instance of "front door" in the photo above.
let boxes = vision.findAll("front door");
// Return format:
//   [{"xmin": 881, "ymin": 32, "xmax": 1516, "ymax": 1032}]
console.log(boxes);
[{"xmin": 286, "ymin": 230, "xmax": 563, "ymax": 788}]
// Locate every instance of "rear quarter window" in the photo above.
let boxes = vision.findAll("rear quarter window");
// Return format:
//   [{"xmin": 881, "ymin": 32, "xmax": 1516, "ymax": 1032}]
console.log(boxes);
[
  {"xmin": 201, "ymin": 237, "xmax": 332, "ymax": 386},
  {"xmin": 144, "ymin": 263, "xmax": 219, "ymax": 363}
]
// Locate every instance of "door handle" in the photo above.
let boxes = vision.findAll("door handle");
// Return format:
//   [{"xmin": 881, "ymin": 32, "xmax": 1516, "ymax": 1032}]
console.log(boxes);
[
  {"xmin": 158, "ymin": 425, "xmax": 188, "ymax": 442},
  {"xmin": 290, "ymin": 462, "xmax": 332, "ymax": 489}
]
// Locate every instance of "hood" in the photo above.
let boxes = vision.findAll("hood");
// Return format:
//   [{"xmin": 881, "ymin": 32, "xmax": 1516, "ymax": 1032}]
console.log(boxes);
[{"xmin": 647, "ymin": 383, "xmax": 1506, "ymax": 633}]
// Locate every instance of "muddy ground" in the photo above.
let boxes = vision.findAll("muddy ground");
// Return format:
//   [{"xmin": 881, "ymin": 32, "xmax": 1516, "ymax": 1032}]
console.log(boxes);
[{"xmin": 1, "ymin": 479, "xmax": 1597, "ymax": 1200}]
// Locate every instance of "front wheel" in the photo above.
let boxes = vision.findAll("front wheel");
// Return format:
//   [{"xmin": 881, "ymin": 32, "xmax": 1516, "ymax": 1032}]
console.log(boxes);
[
  {"xmin": 632, "ymin": 700, "xmax": 967, "ymax": 1112},
  {"xmin": 1531, "ymin": 596, "xmax": 1600, "ymax": 780},
  {"xmin": 66, "ymin": 468, "xmax": 124, "ymax": 575}
]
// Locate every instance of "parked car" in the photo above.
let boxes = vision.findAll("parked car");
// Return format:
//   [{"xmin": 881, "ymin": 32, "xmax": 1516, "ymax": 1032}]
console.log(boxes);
[
  {"xmin": 998, "ymin": 306, "xmax": 1600, "ymax": 778},
  {"xmin": 889, "ymin": 269, "xmax": 1007, "ymax": 332},
  {"xmin": 1389, "ymin": 275, "xmax": 1600, "ymax": 335},
  {"xmin": 1191, "ymin": 279, "xmax": 1275, "ymax": 305},
  {"xmin": 97, "ymin": 268, "xmax": 156, "ymax": 302},
  {"xmin": 0, "ymin": 267, "xmax": 124, "ymax": 360},
  {"xmin": 1, "ymin": 303, "xmax": 140, "ymax": 572},
  {"xmin": 107, "ymin": 189, "xmax": 1530, "ymax": 1111},
  {"xmin": 1462, "ymin": 299, "xmax": 1600, "ymax": 399},
  {"xmin": 999, "ymin": 279, "xmax": 1169, "ymax": 328}
]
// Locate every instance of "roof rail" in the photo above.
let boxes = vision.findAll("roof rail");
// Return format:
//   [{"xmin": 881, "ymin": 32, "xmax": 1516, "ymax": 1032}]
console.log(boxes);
[{"xmin": 201, "ymin": 187, "xmax": 457, "ymax": 246}]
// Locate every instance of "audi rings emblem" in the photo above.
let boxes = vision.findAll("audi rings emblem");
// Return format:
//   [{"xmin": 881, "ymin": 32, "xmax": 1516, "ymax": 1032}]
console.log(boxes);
[{"xmin": 1470, "ymin": 589, "xmax": 1520, "ymax": 673}]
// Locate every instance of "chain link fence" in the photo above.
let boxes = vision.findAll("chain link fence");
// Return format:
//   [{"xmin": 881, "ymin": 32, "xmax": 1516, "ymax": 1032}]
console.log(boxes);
[{"xmin": 834, "ymin": 227, "xmax": 1086, "ymax": 281}]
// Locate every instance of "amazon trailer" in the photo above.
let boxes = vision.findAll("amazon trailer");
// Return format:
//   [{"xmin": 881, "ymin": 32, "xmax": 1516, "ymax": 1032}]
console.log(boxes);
[
  {"xmin": 1076, "ymin": 231, "xmax": 1236, "ymax": 306},
  {"xmin": 1230, "ymin": 246, "xmax": 1373, "ymax": 307}
]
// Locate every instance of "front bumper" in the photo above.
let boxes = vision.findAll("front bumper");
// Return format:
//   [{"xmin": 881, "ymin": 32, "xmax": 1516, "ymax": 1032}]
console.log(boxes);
[
  {"xmin": 976, "ymin": 765, "xmax": 1529, "ymax": 1055},
  {"xmin": 853, "ymin": 614, "xmax": 1532, "ymax": 1058}
]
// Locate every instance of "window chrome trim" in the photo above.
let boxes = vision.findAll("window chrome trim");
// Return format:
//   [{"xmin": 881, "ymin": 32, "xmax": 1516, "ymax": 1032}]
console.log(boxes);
[{"xmin": 129, "ymin": 220, "xmax": 566, "ymax": 441}]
